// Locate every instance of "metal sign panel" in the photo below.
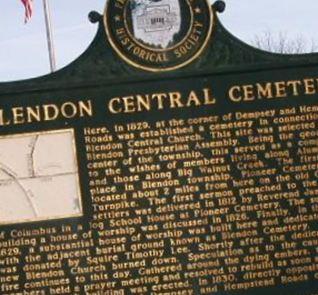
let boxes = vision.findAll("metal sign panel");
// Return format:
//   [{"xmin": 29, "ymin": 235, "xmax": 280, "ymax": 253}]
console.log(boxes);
[{"xmin": 1, "ymin": 1, "xmax": 318, "ymax": 294}]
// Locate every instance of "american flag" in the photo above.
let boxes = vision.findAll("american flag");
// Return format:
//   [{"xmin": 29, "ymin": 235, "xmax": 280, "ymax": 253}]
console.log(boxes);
[{"xmin": 21, "ymin": 0, "xmax": 33, "ymax": 23}]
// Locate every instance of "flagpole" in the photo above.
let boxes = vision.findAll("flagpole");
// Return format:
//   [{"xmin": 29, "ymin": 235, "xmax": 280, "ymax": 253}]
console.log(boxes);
[{"xmin": 42, "ymin": 0, "xmax": 56, "ymax": 72}]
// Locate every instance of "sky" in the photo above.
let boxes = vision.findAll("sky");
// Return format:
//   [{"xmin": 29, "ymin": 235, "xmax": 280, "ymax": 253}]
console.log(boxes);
[{"xmin": 0, "ymin": 0, "xmax": 318, "ymax": 82}]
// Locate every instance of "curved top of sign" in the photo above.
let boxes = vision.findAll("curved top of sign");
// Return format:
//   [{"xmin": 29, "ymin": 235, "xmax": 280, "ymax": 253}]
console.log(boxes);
[{"xmin": 1, "ymin": 1, "xmax": 318, "ymax": 92}]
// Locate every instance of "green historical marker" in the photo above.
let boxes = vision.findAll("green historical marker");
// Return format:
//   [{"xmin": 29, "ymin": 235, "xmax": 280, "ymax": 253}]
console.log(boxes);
[{"xmin": 1, "ymin": 0, "xmax": 318, "ymax": 294}]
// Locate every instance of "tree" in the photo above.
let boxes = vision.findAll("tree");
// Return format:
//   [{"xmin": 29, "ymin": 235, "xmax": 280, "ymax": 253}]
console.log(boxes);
[{"xmin": 252, "ymin": 31, "xmax": 317, "ymax": 54}]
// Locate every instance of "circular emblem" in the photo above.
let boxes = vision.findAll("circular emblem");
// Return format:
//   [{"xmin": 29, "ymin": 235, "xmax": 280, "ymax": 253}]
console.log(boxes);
[{"xmin": 104, "ymin": 0, "xmax": 214, "ymax": 72}]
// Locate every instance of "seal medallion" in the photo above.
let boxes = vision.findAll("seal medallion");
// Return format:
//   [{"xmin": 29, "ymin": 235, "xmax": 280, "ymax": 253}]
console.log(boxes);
[{"xmin": 104, "ymin": 0, "xmax": 214, "ymax": 72}]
